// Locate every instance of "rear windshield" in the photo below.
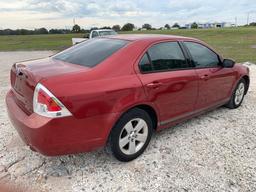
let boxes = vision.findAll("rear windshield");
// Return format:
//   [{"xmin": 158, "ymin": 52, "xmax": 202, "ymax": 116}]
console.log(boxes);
[
  {"xmin": 99, "ymin": 31, "xmax": 117, "ymax": 36},
  {"xmin": 53, "ymin": 38, "xmax": 128, "ymax": 67}
]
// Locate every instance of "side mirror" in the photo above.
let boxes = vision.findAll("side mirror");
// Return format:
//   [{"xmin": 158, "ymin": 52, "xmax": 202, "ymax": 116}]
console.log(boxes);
[{"xmin": 222, "ymin": 59, "xmax": 235, "ymax": 68}]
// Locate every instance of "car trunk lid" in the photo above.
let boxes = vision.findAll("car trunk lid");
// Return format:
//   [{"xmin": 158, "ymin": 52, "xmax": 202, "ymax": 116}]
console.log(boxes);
[{"xmin": 10, "ymin": 57, "xmax": 89, "ymax": 115}]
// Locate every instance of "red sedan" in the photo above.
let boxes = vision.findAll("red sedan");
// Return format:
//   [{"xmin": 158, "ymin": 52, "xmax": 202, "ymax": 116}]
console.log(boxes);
[{"xmin": 6, "ymin": 35, "xmax": 250, "ymax": 161}]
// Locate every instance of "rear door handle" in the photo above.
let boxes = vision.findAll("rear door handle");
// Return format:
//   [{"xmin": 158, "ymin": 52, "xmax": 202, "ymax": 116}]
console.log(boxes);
[
  {"xmin": 200, "ymin": 74, "xmax": 210, "ymax": 80},
  {"xmin": 146, "ymin": 81, "xmax": 163, "ymax": 88}
]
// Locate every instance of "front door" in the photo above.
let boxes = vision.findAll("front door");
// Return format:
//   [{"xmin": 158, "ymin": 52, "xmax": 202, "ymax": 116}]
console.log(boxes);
[
  {"xmin": 137, "ymin": 41, "xmax": 198, "ymax": 125},
  {"xmin": 183, "ymin": 41, "xmax": 236, "ymax": 109}
]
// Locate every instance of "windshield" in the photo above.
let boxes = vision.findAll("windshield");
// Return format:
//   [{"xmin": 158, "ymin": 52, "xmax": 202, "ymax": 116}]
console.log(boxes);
[
  {"xmin": 99, "ymin": 31, "xmax": 117, "ymax": 36},
  {"xmin": 53, "ymin": 38, "xmax": 128, "ymax": 68}
]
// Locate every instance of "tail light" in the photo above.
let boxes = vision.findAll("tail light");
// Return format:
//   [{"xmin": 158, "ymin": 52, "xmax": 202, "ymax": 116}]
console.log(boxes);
[{"xmin": 33, "ymin": 83, "xmax": 72, "ymax": 118}]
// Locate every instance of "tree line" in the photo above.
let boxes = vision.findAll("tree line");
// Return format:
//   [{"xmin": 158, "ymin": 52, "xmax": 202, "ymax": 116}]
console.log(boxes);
[
  {"xmin": 0, "ymin": 23, "xmax": 182, "ymax": 35},
  {"xmin": 1, "ymin": 22, "xmax": 255, "ymax": 35},
  {"xmin": 0, "ymin": 27, "xmax": 83, "ymax": 35},
  {"xmin": 73, "ymin": 22, "xmax": 183, "ymax": 31}
]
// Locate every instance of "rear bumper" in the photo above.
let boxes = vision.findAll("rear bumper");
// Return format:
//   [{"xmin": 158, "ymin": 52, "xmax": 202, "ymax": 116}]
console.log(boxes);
[{"xmin": 6, "ymin": 90, "xmax": 118, "ymax": 156}]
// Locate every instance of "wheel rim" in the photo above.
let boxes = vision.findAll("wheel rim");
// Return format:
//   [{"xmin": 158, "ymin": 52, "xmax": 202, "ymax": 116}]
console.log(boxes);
[
  {"xmin": 119, "ymin": 118, "xmax": 148, "ymax": 155},
  {"xmin": 234, "ymin": 82, "xmax": 245, "ymax": 105}
]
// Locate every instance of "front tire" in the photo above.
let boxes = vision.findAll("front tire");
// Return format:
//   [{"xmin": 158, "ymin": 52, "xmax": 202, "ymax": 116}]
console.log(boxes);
[
  {"xmin": 108, "ymin": 108, "xmax": 153, "ymax": 162},
  {"xmin": 225, "ymin": 79, "xmax": 246, "ymax": 109}
]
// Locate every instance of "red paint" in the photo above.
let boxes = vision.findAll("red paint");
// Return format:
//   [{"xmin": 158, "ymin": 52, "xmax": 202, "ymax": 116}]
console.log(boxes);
[{"xmin": 6, "ymin": 35, "xmax": 250, "ymax": 156}]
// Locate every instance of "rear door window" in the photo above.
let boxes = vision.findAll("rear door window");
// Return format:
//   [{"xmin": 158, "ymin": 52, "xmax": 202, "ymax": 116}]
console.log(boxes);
[
  {"xmin": 53, "ymin": 38, "xmax": 128, "ymax": 68},
  {"xmin": 139, "ymin": 53, "xmax": 152, "ymax": 72},
  {"xmin": 139, "ymin": 42, "xmax": 188, "ymax": 73}
]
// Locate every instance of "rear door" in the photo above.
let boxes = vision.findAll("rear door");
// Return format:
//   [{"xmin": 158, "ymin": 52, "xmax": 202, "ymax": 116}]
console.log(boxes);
[
  {"xmin": 137, "ymin": 41, "xmax": 198, "ymax": 125},
  {"xmin": 183, "ymin": 41, "xmax": 236, "ymax": 109}
]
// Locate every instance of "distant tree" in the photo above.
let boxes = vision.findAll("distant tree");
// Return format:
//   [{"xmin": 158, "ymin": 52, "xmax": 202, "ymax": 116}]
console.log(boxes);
[
  {"xmin": 172, "ymin": 23, "xmax": 180, "ymax": 28},
  {"xmin": 101, "ymin": 26, "xmax": 111, "ymax": 29},
  {"xmin": 90, "ymin": 27, "xmax": 98, "ymax": 31},
  {"xmin": 35, "ymin": 28, "xmax": 48, "ymax": 34},
  {"xmin": 14, "ymin": 29, "xmax": 27, "ymax": 35},
  {"xmin": 72, "ymin": 24, "xmax": 81, "ymax": 33},
  {"xmin": 80, "ymin": 29, "xmax": 89, "ymax": 33},
  {"xmin": 164, "ymin": 24, "xmax": 171, "ymax": 29},
  {"xmin": 121, "ymin": 23, "xmax": 135, "ymax": 31},
  {"xmin": 49, "ymin": 29, "xmax": 72, "ymax": 34},
  {"xmin": 249, "ymin": 22, "xmax": 256, "ymax": 26},
  {"xmin": 20, "ymin": 29, "xmax": 29, "ymax": 35},
  {"xmin": 112, "ymin": 25, "xmax": 121, "ymax": 32},
  {"xmin": 0, "ymin": 28, "xmax": 72, "ymax": 35},
  {"xmin": 49, "ymin": 29, "xmax": 62, "ymax": 34},
  {"xmin": 41, "ymin": 28, "xmax": 48, "ymax": 34},
  {"xmin": 142, "ymin": 23, "xmax": 152, "ymax": 30},
  {"xmin": 191, "ymin": 22, "xmax": 198, "ymax": 29},
  {"xmin": 0, "ymin": 29, "xmax": 18, "ymax": 35}
]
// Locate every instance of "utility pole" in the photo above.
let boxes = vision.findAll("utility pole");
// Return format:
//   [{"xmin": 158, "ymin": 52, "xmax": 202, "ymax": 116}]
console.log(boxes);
[
  {"xmin": 73, "ymin": 18, "xmax": 76, "ymax": 25},
  {"xmin": 235, "ymin": 17, "xmax": 237, "ymax": 27},
  {"xmin": 247, "ymin": 13, "xmax": 250, "ymax": 25}
]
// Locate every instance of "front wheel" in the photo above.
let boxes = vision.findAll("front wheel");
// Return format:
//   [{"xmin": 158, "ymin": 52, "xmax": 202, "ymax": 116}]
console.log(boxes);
[
  {"xmin": 108, "ymin": 108, "xmax": 153, "ymax": 162},
  {"xmin": 225, "ymin": 79, "xmax": 246, "ymax": 109}
]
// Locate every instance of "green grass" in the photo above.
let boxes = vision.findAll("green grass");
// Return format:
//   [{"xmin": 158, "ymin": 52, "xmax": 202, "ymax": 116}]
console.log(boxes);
[
  {"xmin": 0, "ymin": 27, "xmax": 255, "ymax": 63},
  {"xmin": 0, "ymin": 33, "xmax": 83, "ymax": 51}
]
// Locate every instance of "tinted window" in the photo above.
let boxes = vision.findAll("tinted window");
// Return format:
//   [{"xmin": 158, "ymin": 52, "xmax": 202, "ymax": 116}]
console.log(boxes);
[
  {"xmin": 139, "ymin": 53, "xmax": 152, "ymax": 72},
  {"xmin": 99, "ymin": 31, "xmax": 117, "ymax": 36},
  {"xmin": 147, "ymin": 42, "xmax": 188, "ymax": 71},
  {"xmin": 184, "ymin": 42, "xmax": 220, "ymax": 68},
  {"xmin": 53, "ymin": 38, "xmax": 128, "ymax": 68}
]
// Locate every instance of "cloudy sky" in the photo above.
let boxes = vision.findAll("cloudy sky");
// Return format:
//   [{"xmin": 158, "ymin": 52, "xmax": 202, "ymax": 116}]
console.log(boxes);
[{"xmin": 0, "ymin": 0, "xmax": 255, "ymax": 29}]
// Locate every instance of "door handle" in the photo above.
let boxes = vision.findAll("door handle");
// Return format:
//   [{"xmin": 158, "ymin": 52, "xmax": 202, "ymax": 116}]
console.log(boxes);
[
  {"xmin": 200, "ymin": 74, "xmax": 210, "ymax": 81},
  {"xmin": 146, "ymin": 81, "xmax": 163, "ymax": 88}
]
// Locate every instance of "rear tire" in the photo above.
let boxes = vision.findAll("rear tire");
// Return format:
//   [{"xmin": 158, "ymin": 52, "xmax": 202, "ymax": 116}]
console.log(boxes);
[
  {"xmin": 225, "ymin": 79, "xmax": 246, "ymax": 109},
  {"xmin": 108, "ymin": 108, "xmax": 153, "ymax": 162}
]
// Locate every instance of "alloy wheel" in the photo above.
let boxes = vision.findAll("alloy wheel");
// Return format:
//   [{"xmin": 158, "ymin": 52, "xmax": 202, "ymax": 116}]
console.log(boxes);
[
  {"xmin": 234, "ymin": 82, "xmax": 245, "ymax": 105},
  {"xmin": 119, "ymin": 118, "xmax": 148, "ymax": 155}
]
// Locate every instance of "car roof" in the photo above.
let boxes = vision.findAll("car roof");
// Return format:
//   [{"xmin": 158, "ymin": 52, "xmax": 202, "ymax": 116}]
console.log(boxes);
[{"xmin": 106, "ymin": 34, "xmax": 197, "ymax": 42}]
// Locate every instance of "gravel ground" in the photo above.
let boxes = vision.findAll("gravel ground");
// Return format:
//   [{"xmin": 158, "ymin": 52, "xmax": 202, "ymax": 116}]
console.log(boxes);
[{"xmin": 0, "ymin": 51, "xmax": 255, "ymax": 192}]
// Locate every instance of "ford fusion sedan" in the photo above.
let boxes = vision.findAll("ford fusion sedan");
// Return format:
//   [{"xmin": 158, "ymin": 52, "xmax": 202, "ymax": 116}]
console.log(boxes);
[{"xmin": 6, "ymin": 35, "xmax": 250, "ymax": 161}]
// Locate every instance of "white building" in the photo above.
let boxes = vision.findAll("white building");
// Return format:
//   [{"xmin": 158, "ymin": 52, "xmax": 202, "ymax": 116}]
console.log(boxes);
[{"xmin": 185, "ymin": 22, "xmax": 235, "ymax": 29}]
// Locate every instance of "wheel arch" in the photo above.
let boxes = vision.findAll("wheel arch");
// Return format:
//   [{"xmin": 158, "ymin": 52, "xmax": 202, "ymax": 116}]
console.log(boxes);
[
  {"xmin": 242, "ymin": 75, "xmax": 250, "ymax": 95},
  {"xmin": 109, "ymin": 103, "xmax": 159, "ymax": 138},
  {"xmin": 134, "ymin": 104, "xmax": 158, "ymax": 130},
  {"xmin": 118, "ymin": 103, "xmax": 159, "ymax": 130}
]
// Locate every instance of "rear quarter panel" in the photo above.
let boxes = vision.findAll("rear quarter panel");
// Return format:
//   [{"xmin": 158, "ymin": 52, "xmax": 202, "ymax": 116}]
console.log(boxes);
[
  {"xmin": 41, "ymin": 72, "xmax": 151, "ymax": 145},
  {"xmin": 43, "ymin": 74, "xmax": 147, "ymax": 119},
  {"xmin": 41, "ymin": 40, "xmax": 157, "ymax": 120}
]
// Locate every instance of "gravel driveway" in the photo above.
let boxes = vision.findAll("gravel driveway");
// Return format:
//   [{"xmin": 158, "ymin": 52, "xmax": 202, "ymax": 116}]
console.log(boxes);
[{"xmin": 0, "ymin": 51, "xmax": 255, "ymax": 192}]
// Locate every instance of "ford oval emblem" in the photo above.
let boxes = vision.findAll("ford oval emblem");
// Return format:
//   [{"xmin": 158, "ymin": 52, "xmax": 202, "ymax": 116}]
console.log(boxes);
[{"xmin": 16, "ymin": 68, "xmax": 23, "ymax": 76}]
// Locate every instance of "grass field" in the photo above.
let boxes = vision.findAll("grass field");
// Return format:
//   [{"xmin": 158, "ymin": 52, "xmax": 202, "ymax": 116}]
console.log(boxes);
[
  {"xmin": 0, "ymin": 33, "xmax": 83, "ymax": 51},
  {"xmin": 0, "ymin": 27, "xmax": 255, "ymax": 63}
]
